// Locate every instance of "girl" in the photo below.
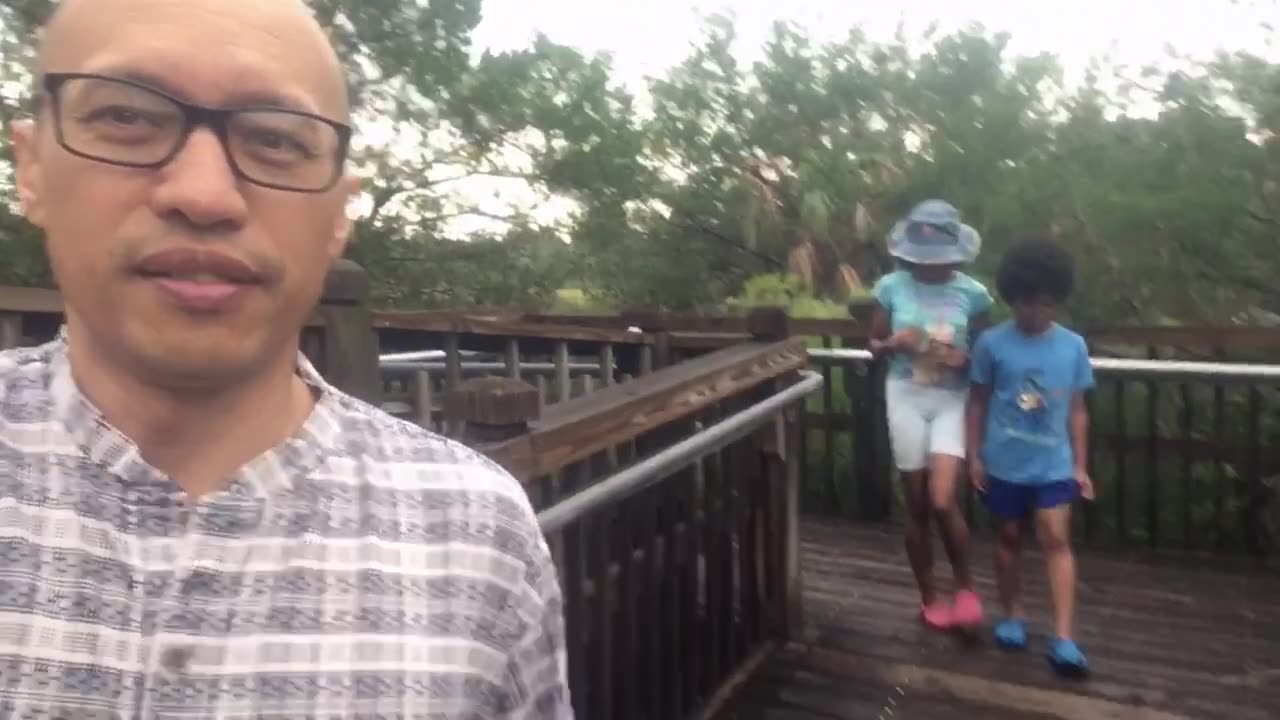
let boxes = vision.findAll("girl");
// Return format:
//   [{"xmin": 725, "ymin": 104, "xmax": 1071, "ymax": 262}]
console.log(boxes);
[{"xmin": 868, "ymin": 199, "xmax": 991, "ymax": 630}]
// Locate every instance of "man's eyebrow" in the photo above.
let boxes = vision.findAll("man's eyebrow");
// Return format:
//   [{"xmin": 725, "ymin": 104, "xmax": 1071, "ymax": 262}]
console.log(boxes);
[{"xmin": 83, "ymin": 66, "xmax": 319, "ymax": 113}]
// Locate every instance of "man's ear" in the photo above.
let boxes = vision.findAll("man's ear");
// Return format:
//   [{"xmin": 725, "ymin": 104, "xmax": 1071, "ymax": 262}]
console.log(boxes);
[
  {"xmin": 328, "ymin": 173, "xmax": 360, "ymax": 260},
  {"xmin": 10, "ymin": 119, "xmax": 47, "ymax": 228}
]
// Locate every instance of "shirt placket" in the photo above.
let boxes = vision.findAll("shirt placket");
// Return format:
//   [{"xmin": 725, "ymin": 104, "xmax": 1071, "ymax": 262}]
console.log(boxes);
[{"xmin": 137, "ymin": 494, "xmax": 204, "ymax": 716}]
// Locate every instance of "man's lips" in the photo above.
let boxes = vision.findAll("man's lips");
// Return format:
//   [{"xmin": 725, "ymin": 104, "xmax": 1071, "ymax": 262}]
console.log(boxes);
[
  {"xmin": 134, "ymin": 247, "xmax": 264, "ymax": 285},
  {"xmin": 134, "ymin": 247, "xmax": 265, "ymax": 312}
]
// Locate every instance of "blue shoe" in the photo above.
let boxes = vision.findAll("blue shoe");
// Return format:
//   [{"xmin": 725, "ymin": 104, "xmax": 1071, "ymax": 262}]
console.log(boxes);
[
  {"xmin": 1047, "ymin": 637, "xmax": 1089, "ymax": 678},
  {"xmin": 993, "ymin": 618, "xmax": 1027, "ymax": 650}
]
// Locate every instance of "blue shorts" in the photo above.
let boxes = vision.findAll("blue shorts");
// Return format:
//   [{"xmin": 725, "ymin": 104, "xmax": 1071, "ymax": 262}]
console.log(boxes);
[{"xmin": 982, "ymin": 477, "xmax": 1078, "ymax": 520}]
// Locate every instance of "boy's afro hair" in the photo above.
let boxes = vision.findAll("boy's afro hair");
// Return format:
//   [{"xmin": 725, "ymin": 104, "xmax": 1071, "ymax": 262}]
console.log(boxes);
[{"xmin": 995, "ymin": 238, "xmax": 1076, "ymax": 304}]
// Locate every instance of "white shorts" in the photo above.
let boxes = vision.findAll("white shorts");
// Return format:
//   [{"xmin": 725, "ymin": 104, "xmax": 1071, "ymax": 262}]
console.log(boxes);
[{"xmin": 885, "ymin": 378, "xmax": 968, "ymax": 472}]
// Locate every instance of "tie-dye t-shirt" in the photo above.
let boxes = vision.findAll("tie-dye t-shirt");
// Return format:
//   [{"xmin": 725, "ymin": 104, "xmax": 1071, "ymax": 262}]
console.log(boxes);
[{"xmin": 872, "ymin": 270, "xmax": 993, "ymax": 388}]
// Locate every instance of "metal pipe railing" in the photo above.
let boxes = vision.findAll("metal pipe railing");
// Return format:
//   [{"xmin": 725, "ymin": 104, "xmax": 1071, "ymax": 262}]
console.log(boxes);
[
  {"xmin": 381, "ymin": 361, "xmax": 604, "ymax": 374},
  {"xmin": 806, "ymin": 347, "xmax": 1280, "ymax": 382},
  {"xmin": 536, "ymin": 370, "xmax": 824, "ymax": 533}
]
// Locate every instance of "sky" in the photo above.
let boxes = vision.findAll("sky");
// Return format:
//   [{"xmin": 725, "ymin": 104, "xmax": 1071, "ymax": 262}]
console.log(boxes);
[
  {"xmin": 472, "ymin": 0, "xmax": 1278, "ymax": 95},
  {"xmin": 421, "ymin": 0, "xmax": 1277, "ymax": 236}
]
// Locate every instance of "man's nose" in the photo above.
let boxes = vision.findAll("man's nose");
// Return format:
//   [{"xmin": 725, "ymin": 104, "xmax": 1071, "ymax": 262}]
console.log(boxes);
[{"xmin": 148, "ymin": 127, "xmax": 249, "ymax": 231}]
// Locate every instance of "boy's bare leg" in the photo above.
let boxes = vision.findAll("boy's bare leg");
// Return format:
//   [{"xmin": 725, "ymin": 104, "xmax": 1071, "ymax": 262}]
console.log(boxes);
[
  {"xmin": 927, "ymin": 453, "xmax": 974, "ymax": 590},
  {"xmin": 994, "ymin": 517, "xmax": 1024, "ymax": 618},
  {"xmin": 1036, "ymin": 504, "xmax": 1076, "ymax": 639},
  {"xmin": 901, "ymin": 470, "xmax": 936, "ymax": 605}
]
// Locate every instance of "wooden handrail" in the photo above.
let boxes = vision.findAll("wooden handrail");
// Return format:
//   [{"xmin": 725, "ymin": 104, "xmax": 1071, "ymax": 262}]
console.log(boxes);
[
  {"xmin": 372, "ymin": 310, "xmax": 654, "ymax": 345},
  {"xmin": 484, "ymin": 337, "xmax": 808, "ymax": 482}
]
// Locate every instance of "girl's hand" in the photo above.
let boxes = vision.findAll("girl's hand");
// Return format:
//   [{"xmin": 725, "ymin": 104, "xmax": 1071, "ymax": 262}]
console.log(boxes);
[
  {"xmin": 937, "ymin": 343, "xmax": 968, "ymax": 368},
  {"xmin": 891, "ymin": 327, "xmax": 924, "ymax": 352}
]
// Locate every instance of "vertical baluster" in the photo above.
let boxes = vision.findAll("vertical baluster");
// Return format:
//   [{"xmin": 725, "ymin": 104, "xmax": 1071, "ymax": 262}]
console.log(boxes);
[
  {"xmin": 555, "ymin": 341, "xmax": 571, "ymax": 404},
  {"xmin": 821, "ymin": 337, "xmax": 836, "ymax": 507},
  {"xmin": 0, "ymin": 313, "xmax": 22, "ymax": 350},
  {"xmin": 1213, "ymin": 369, "xmax": 1227, "ymax": 550},
  {"xmin": 1180, "ymin": 383, "xmax": 1194, "ymax": 552},
  {"xmin": 1084, "ymin": 389, "xmax": 1099, "ymax": 544},
  {"xmin": 1113, "ymin": 379, "xmax": 1128, "ymax": 544},
  {"xmin": 561, "ymin": 471, "xmax": 589, "ymax": 716},
  {"xmin": 505, "ymin": 337, "xmax": 521, "ymax": 379},
  {"xmin": 1145, "ymin": 348, "xmax": 1159, "ymax": 548},
  {"xmin": 414, "ymin": 370, "xmax": 433, "ymax": 432},
  {"xmin": 599, "ymin": 343, "xmax": 615, "ymax": 386},
  {"xmin": 684, "ymin": 446, "xmax": 706, "ymax": 710},
  {"xmin": 614, "ymin": 485, "xmax": 637, "ymax": 720},
  {"xmin": 533, "ymin": 375, "xmax": 547, "ymax": 412},
  {"xmin": 442, "ymin": 334, "xmax": 462, "ymax": 435},
  {"xmin": 1245, "ymin": 386, "xmax": 1263, "ymax": 557}
]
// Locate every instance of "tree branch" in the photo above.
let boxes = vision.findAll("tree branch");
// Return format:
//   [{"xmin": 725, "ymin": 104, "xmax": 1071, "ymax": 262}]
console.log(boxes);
[{"xmin": 666, "ymin": 212, "xmax": 784, "ymax": 270}]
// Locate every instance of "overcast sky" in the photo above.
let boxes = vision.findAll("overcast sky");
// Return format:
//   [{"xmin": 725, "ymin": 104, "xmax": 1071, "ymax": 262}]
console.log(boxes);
[
  {"xmin": 411, "ymin": 1, "xmax": 1274, "ymax": 235},
  {"xmin": 473, "ymin": 0, "xmax": 1278, "ymax": 94}
]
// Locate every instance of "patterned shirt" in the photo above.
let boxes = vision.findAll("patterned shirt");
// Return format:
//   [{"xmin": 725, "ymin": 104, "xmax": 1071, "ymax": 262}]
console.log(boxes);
[{"xmin": 0, "ymin": 337, "xmax": 571, "ymax": 719}]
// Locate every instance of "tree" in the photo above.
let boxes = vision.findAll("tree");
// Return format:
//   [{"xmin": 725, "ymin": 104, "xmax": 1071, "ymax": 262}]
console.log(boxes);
[{"xmin": 0, "ymin": 0, "xmax": 644, "ymax": 307}]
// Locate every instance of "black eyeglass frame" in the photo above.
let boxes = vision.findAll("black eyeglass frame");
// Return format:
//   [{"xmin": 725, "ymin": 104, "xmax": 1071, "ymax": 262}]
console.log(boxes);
[{"xmin": 40, "ymin": 72, "xmax": 354, "ymax": 193}]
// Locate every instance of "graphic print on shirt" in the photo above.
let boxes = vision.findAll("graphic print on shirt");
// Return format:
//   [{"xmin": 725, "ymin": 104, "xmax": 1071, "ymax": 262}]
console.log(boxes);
[
  {"xmin": 998, "ymin": 367, "xmax": 1060, "ymax": 446},
  {"xmin": 903, "ymin": 289, "xmax": 968, "ymax": 386}
]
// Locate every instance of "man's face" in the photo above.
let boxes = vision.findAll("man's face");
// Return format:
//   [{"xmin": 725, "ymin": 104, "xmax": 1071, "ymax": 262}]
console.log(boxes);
[{"xmin": 11, "ymin": 0, "xmax": 358, "ymax": 390}]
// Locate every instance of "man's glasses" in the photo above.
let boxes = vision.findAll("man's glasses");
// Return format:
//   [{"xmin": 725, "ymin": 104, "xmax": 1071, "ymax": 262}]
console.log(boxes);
[{"xmin": 41, "ymin": 73, "xmax": 352, "ymax": 193}]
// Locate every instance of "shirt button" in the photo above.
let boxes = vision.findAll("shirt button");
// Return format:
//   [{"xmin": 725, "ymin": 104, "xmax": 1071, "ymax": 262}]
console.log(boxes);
[{"xmin": 160, "ymin": 646, "xmax": 195, "ymax": 674}]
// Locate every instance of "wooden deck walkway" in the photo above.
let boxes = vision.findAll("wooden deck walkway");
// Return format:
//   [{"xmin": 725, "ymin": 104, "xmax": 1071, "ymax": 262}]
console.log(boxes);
[{"xmin": 713, "ymin": 517, "xmax": 1280, "ymax": 720}]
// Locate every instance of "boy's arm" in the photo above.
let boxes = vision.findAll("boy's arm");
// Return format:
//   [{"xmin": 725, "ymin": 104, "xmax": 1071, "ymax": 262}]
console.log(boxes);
[
  {"xmin": 1069, "ymin": 392, "xmax": 1089, "ymax": 468},
  {"xmin": 966, "ymin": 384, "xmax": 991, "ymax": 482},
  {"xmin": 1070, "ymin": 339, "xmax": 1096, "ymax": 499},
  {"xmin": 1069, "ymin": 392, "xmax": 1094, "ymax": 499}
]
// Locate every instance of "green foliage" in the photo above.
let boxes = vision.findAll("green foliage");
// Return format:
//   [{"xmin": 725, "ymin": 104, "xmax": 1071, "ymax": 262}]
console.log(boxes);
[{"xmin": 724, "ymin": 273, "xmax": 853, "ymax": 318}]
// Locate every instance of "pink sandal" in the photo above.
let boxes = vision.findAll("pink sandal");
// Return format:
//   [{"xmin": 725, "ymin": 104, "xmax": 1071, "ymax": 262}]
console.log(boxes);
[
  {"xmin": 920, "ymin": 600, "xmax": 953, "ymax": 630},
  {"xmin": 950, "ymin": 589, "xmax": 985, "ymax": 628}
]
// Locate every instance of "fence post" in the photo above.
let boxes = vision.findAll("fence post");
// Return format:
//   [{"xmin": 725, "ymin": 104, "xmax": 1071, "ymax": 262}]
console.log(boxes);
[
  {"xmin": 0, "ymin": 313, "xmax": 21, "ymax": 350},
  {"xmin": 747, "ymin": 306, "xmax": 804, "ymax": 637},
  {"xmin": 747, "ymin": 305, "xmax": 790, "ymax": 342},
  {"xmin": 316, "ymin": 259, "xmax": 382, "ymax": 405},
  {"xmin": 446, "ymin": 376, "xmax": 541, "ymax": 446}
]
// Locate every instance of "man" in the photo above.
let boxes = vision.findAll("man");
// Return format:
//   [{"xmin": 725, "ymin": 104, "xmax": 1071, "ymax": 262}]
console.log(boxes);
[{"xmin": 2, "ymin": 0, "xmax": 572, "ymax": 717}]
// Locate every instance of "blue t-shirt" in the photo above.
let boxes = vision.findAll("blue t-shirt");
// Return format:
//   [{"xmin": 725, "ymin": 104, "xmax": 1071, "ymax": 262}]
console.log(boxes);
[
  {"xmin": 970, "ymin": 321, "xmax": 1095, "ymax": 485},
  {"xmin": 873, "ymin": 270, "xmax": 993, "ymax": 388}
]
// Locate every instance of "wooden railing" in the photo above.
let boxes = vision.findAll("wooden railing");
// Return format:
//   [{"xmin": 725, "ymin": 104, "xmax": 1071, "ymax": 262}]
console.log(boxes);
[
  {"xmin": 445, "ymin": 322, "xmax": 814, "ymax": 719},
  {"xmin": 806, "ymin": 348, "xmax": 1280, "ymax": 560},
  {"xmin": 375, "ymin": 306, "xmax": 1280, "ymax": 361},
  {"xmin": 374, "ymin": 310, "xmax": 656, "ymax": 433}
]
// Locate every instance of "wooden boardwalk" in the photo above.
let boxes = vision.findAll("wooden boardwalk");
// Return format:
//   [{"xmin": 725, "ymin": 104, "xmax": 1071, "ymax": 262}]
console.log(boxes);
[{"xmin": 713, "ymin": 517, "xmax": 1280, "ymax": 720}]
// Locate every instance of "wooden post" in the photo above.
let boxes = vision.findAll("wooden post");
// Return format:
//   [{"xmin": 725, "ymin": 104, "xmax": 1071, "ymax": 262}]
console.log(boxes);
[
  {"xmin": 781, "ymin": 403, "xmax": 803, "ymax": 636},
  {"xmin": 0, "ymin": 313, "xmax": 21, "ymax": 350},
  {"xmin": 315, "ymin": 259, "xmax": 382, "ymax": 405},
  {"xmin": 749, "ymin": 306, "xmax": 802, "ymax": 637},
  {"xmin": 747, "ymin": 305, "xmax": 791, "ymax": 342},
  {"xmin": 445, "ymin": 376, "xmax": 541, "ymax": 447}
]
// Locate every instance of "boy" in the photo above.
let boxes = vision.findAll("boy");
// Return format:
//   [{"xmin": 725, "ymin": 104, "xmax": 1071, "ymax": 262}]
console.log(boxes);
[{"xmin": 965, "ymin": 238, "xmax": 1094, "ymax": 677}]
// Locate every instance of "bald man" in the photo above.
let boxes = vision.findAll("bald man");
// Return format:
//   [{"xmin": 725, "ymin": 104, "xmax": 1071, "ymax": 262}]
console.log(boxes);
[{"xmin": 2, "ymin": 0, "xmax": 572, "ymax": 717}]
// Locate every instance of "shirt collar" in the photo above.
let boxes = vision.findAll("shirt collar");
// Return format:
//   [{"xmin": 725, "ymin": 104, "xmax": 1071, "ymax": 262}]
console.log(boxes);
[{"xmin": 48, "ymin": 329, "xmax": 345, "ymax": 499}]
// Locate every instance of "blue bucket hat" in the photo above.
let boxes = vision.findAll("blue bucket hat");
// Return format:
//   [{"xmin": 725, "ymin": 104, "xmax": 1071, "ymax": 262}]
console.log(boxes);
[{"xmin": 887, "ymin": 199, "xmax": 981, "ymax": 265}]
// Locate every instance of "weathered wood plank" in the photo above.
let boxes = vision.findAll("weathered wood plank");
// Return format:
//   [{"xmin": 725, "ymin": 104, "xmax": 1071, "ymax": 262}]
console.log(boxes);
[
  {"xmin": 714, "ymin": 518, "xmax": 1280, "ymax": 720},
  {"xmin": 371, "ymin": 310, "xmax": 653, "ymax": 345},
  {"xmin": 0, "ymin": 286, "xmax": 63, "ymax": 315},
  {"xmin": 485, "ymin": 338, "xmax": 808, "ymax": 482}
]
